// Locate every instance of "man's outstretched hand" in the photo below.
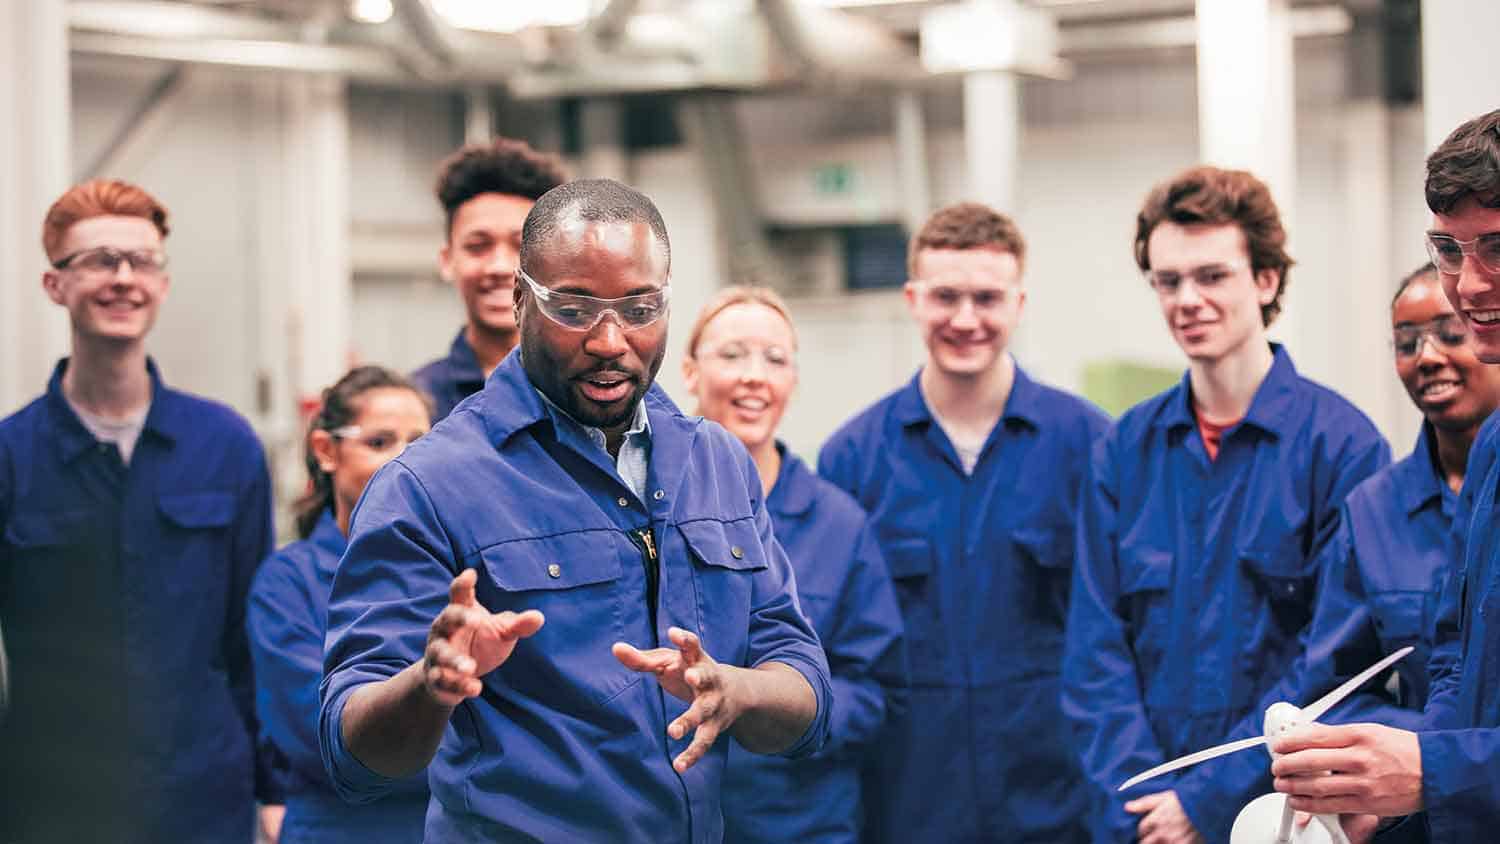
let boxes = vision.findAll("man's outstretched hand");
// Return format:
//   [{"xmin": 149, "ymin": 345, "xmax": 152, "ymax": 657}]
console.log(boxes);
[
  {"xmin": 614, "ymin": 627, "xmax": 748, "ymax": 773},
  {"xmin": 423, "ymin": 568, "xmax": 545, "ymax": 706}
]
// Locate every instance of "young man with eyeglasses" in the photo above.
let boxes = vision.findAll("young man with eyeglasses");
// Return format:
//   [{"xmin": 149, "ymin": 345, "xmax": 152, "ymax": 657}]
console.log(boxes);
[
  {"xmin": 0, "ymin": 179, "xmax": 274, "ymax": 842},
  {"xmin": 819, "ymin": 202, "xmax": 1108, "ymax": 843},
  {"xmin": 319, "ymin": 179, "xmax": 832, "ymax": 843},
  {"xmin": 413, "ymin": 137, "xmax": 569, "ymax": 421},
  {"xmin": 1273, "ymin": 109, "xmax": 1500, "ymax": 843},
  {"xmin": 1061, "ymin": 166, "xmax": 1390, "ymax": 844}
]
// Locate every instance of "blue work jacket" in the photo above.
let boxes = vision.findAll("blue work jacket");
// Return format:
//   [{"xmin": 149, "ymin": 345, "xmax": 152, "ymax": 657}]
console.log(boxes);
[
  {"xmin": 1164, "ymin": 423, "xmax": 1453, "ymax": 837},
  {"xmin": 1062, "ymin": 344, "xmax": 1390, "ymax": 843},
  {"xmin": 411, "ymin": 329, "xmax": 485, "ymax": 421},
  {"xmin": 819, "ymin": 363, "xmax": 1109, "ymax": 844},
  {"xmin": 1420, "ymin": 412, "xmax": 1500, "ymax": 842},
  {"xmin": 0, "ymin": 359, "xmax": 273, "ymax": 844},
  {"xmin": 320, "ymin": 353, "xmax": 832, "ymax": 844},
  {"xmin": 722, "ymin": 446, "xmax": 907, "ymax": 844},
  {"xmin": 248, "ymin": 510, "xmax": 428, "ymax": 844}
]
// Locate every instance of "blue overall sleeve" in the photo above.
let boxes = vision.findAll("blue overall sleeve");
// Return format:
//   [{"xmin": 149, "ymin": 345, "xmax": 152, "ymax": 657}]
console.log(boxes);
[
  {"xmin": 818, "ymin": 524, "xmax": 907, "ymax": 759},
  {"xmin": 1062, "ymin": 433, "xmax": 1170, "ymax": 844},
  {"xmin": 1173, "ymin": 429, "xmax": 1390, "ymax": 839},
  {"xmin": 230, "ymin": 446, "xmax": 276, "ymax": 802},
  {"xmin": 1170, "ymin": 521, "xmax": 1422, "ymax": 839},
  {"xmin": 319, "ymin": 461, "xmax": 457, "ymax": 803},
  {"xmin": 248, "ymin": 552, "xmax": 329, "ymax": 791},
  {"xmin": 744, "ymin": 457, "xmax": 834, "ymax": 760}
]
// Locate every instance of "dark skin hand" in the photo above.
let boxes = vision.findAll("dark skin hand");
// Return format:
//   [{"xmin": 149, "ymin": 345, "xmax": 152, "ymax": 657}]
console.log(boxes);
[
  {"xmin": 612, "ymin": 627, "xmax": 816, "ymax": 773},
  {"xmin": 340, "ymin": 569, "xmax": 545, "ymax": 777}
]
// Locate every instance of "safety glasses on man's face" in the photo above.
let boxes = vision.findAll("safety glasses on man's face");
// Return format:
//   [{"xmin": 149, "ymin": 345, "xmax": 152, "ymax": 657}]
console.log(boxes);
[
  {"xmin": 517, "ymin": 268, "xmax": 670, "ymax": 332},
  {"xmin": 1425, "ymin": 232, "xmax": 1500, "ymax": 276}
]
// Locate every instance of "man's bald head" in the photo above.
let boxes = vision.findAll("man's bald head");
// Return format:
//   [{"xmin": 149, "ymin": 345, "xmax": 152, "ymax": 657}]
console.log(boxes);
[{"xmin": 519, "ymin": 178, "xmax": 671, "ymax": 280}]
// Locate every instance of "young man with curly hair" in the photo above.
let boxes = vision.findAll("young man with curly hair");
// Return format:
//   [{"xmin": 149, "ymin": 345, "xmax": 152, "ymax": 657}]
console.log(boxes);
[
  {"xmin": 1063, "ymin": 166, "xmax": 1389, "ymax": 844},
  {"xmin": 413, "ymin": 137, "xmax": 569, "ymax": 419}
]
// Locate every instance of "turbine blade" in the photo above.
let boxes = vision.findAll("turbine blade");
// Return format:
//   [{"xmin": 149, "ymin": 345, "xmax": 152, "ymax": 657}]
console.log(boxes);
[
  {"xmin": 1302, "ymin": 645, "xmax": 1415, "ymax": 722},
  {"xmin": 1117, "ymin": 735, "xmax": 1267, "ymax": 792}
]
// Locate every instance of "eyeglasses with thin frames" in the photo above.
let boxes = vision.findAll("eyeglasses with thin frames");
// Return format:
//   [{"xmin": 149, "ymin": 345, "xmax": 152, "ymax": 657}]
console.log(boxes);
[
  {"xmin": 52, "ymin": 246, "xmax": 168, "ymax": 278},
  {"xmin": 1144, "ymin": 261, "xmax": 1249, "ymax": 296}
]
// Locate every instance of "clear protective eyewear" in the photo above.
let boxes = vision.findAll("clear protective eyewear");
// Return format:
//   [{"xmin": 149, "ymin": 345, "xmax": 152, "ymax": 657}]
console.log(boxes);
[
  {"xmin": 518, "ymin": 267, "xmax": 670, "ymax": 332},
  {"xmin": 1425, "ymin": 232, "xmax": 1500, "ymax": 275},
  {"xmin": 1144, "ymin": 261, "xmax": 1248, "ymax": 296},
  {"xmin": 910, "ymin": 281, "xmax": 1014, "ymax": 314},
  {"xmin": 52, "ymin": 246, "xmax": 168, "ymax": 278},
  {"xmin": 1393, "ymin": 314, "xmax": 1470, "ymax": 359},
  {"xmin": 330, "ymin": 425, "xmax": 424, "ymax": 455},
  {"xmin": 699, "ymin": 340, "xmax": 795, "ymax": 375}
]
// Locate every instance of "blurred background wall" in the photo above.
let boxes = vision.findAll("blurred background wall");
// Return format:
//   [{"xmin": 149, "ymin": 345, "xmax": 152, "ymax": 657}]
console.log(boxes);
[{"xmin": 5, "ymin": 0, "xmax": 1500, "ymax": 527}]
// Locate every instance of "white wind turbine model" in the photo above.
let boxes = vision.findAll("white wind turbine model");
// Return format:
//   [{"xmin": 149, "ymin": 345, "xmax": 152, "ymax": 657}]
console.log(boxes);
[{"xmin": 1117, "ymin": 646, "xmax": 1415, "ymax": 844}]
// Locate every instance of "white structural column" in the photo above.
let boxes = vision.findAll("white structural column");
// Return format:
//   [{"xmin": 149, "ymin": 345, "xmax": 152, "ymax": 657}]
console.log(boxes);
[
  {"xmin": 1420, "ymin": 0, "xmax": 1500, "ymax": 150},
  {"xmin": 0, "ymin": 0, "xmax": 71, "ymax": 415},
  {"xmin": 250, "ymin": 73, "xmax": 350, "ymax": 441},
  {"xmin": 1194, "ymin": 0, "xmax": 1300, "ymax": 347},
  {"xmin": 1195, "ymin": 0, "xmax": 1296, "ymax": 205},
  {"xmin": 893, "ymin": 89, "xmax": 932, "ymax": 239},
  {"xmin": 579, "ymin": 99, "xmax": 629, "ymax": 182},
  {"xmin": 963, "ymin": 71, "xmax": 1020, "ymax": 216},
  {"xmin": 284, "ymin": 74, "xmax": 352, "ymax": 403}
]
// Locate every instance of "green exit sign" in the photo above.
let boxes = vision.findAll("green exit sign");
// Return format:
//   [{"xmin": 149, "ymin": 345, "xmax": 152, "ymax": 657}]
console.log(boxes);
[{"xmin": 813, "ymin": 163, "xmax": 856, "ymax": 195}]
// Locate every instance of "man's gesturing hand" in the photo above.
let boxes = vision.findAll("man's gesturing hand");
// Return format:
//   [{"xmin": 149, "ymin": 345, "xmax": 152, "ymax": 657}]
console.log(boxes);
[
  {"xmin": 613, "ymin": 627, "xmax": 746, "ymax": 774},
  {"xmin": 423, "ymin": 568, "xmax": 545, "ymax": 706}
]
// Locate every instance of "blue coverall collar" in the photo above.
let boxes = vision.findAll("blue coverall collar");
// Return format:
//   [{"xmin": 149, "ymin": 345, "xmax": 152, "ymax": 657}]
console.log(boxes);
[
  {"xmin": 309, "ymin": 508, "xmax": 349, "ymax": 559},
  {"xmin": 1396, "ymin": 421, "xmax": 1453, "ymax": 517},
  {"xmin": 767, "ymin": 443, "xmax": 815, "ymax": 517},
  {"xmin": 891, "ymin": 362, "xmax": 1045, "ymax": 431},
  {"xmin": 46, "ymin": 356, "xmax": 181, "ymax": 463},
  {"xmin": 1161, "ymin": 342, "xmax": 1300, "ymax": 437},
  {"xmin": 443, "ymin": 328, "xmax": 486, "ymax": 387}
]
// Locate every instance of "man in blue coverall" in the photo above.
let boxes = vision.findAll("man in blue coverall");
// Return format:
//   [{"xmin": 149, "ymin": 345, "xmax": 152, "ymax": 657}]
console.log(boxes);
[
  {"xmin": 820, "ymin": 202, "xmax": 1109, "ymax": 843},
  {"xmin": 0, "ymin": 179, "xmax": 274, "ymax": 842},
  {"xmin": 1062, "ymin": 166, "xmax": 1389, "ymax": 844},
  {"xmin": 412, "ymin": 137, "xmax": 569, "ymax": 420},
  {"xmin": 1273, "ymin": 109, "xmax": 1500, "ymax": 843},
  {"xmin": 319, "ymin": 177, "xmax": 832, "ymax": 843}
]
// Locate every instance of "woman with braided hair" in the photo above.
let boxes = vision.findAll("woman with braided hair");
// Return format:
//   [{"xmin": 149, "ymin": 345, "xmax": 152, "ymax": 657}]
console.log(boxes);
[{"xmin": 248, "ymin": 366, "xmax": 432, "ymax": 843}]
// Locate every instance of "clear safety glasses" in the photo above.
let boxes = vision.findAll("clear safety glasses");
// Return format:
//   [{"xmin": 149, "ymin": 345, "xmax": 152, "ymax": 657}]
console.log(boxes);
[
  {"xmin": 52, "ymin": 246, "xmax": 168, "ymax": 279},
  {"xmin": 518, "ymin": 268, "xmax": 670, "ymax": 332},
  {"xmin": 1425, "ymin": 232, "xmax": 1500, "ymax": 276},
  {"xmin": 1392, "ymin": 315, "xmax": 1470, "ymax": 359}
]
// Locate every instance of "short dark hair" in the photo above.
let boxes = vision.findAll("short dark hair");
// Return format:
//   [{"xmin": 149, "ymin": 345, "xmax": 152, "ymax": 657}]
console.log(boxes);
[
  {"xmin": 909, "ymin": 202, "xmax": 1026, "ymax": 277},
  {"xmin": 1391, "ymin": 261, "xmax": 1438, "ymax": 308},
  {"xmin": 1425, "ymin": 109, "xmax": 1500, "ymax": 214},
  {"xmin": 520, "ymin": 178, "xmax": 671, "ymax": 276},
  {"xmin": 1134, "ymin": 166, "xmax": 1294, "ymax": 327},
  {"xmin": 434, "ymin": 138, "xmax": 569, "ymax": 235}
]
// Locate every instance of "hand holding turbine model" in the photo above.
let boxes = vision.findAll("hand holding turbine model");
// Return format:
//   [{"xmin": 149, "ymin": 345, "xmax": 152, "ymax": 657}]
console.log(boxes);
[{"xmin": 1117, "ymin": 646, "xmax": 1414, "ymax": 844}]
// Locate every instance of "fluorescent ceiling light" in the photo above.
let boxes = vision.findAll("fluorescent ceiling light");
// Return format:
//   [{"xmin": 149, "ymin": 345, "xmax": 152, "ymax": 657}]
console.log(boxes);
[
  {"xmin": 429, "ymin": 0, "xmax": 593, "ymax": 33},
  {"xmin": 348, "ymin": 0, "xmax": 394, "ymax": 24}
]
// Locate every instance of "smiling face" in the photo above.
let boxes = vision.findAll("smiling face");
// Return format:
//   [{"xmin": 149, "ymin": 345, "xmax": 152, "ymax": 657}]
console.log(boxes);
[
  {"xmin": 319, "ymin": 386, "xmax": 433, "ymax": 521},
  {"xmin": 1393, "ymin": 274, "xmax": 1500, "ymax": 433},
  {"xmin": 1145, "ymin": 222, "xmax": 1278, "ymax": 364},
  {"xmin": 42, "ymin": 215, "xmax": 168, "ymax": 344},
  {"xmin": 905, "ymin": 247, "xmax": 1025, "ymax": 378},
  {"xmin": 1434, "ymin": 196, "xmax": 1500, "ymax": 364},
  {"xmin": 684, "ymin": 302, "xmax": 798, "ymax": 454},
  {"xmin": 516, "ymin": 215, "xmax": 670, "ymax": 434},
  {"xmin": 440, "ymin": 192, "xmax": 536, "ymax": 339}
]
